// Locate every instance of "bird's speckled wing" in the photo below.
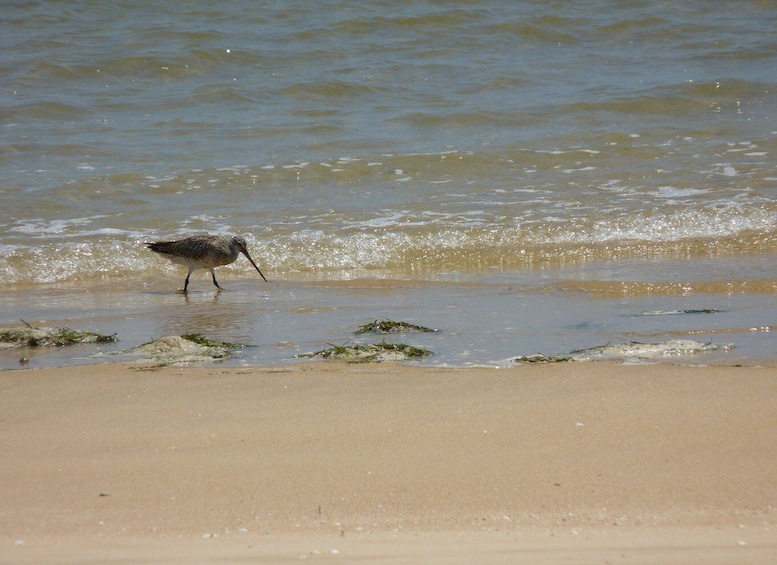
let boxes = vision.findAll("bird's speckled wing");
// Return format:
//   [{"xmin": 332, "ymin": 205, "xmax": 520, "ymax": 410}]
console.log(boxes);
[{"xmin": 146, "ymin": 235, "xmax": 232, "ymax": 264}]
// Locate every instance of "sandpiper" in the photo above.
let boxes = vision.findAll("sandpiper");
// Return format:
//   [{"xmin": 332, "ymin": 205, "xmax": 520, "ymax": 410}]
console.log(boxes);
[{"xmin": 146, "ymin": 234, "xmax": 267, "ymax": 292}]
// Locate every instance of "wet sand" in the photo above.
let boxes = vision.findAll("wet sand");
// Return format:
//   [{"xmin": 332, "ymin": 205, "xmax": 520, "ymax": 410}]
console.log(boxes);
[{"xmin": 2, "ymin": 361, "xmax": 776, "ymax": 563}]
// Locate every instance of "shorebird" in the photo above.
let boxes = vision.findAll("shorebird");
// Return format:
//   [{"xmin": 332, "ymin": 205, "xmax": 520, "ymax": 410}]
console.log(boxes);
[{"xmin": 146, "ymin": 234, "xmax": 267, "ymax": 292}]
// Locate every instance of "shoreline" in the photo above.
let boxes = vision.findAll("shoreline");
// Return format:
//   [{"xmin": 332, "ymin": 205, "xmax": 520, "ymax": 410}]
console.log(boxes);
[
  {"xmin": 2, "ymin": 361, "xmax": 776, "ymax": 563},
  {"xmin": 3, "ymin": 273, "xmax": 776, "ymax": 371}
]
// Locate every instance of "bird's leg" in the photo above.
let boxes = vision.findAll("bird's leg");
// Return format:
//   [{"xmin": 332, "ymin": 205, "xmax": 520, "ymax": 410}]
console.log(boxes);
[
  {"xmin": 183, "ymin": 267, "xmax": 194, "ymax": 292},
  {"xmin": 211, "ymin": 268, "xmax": 222, "ymax": 290}
]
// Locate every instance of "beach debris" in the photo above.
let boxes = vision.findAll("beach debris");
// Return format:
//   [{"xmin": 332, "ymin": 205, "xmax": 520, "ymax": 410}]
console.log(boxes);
[
  {"xmin": 125, "ymin": 334, "xmax": 244, "ymax": 366},
  {"xmin": 0, "ymin": 320, "xmax": 117, "ymax": 349},
  {"xmin": 512, "ymin": 353, "xmax": 573, "ymax": 364},
  {"xmin": 297, "ymin": 341, "xmax": 432, "ymax": 363},
  {"xmin": 355, "ymin": 319, "xmax": 437, "ymax": 334},
  {"xmin": 638, "ymin": 309, "xmax": 720, "ymax": 316},
  {"xmin": 513, "ymin": 339, "xmax": 733, "ymax": 364},
  {"xmin": 569, "ymin": 339, "xmax": 733, "ymax": 361},
  {"xmin": 180, "ymin": 332, "xmax": 244, "ymax": 350}
]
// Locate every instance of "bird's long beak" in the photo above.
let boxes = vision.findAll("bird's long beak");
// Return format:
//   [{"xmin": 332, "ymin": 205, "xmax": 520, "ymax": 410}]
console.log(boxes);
[{"xmin": 243, "ymin": 251, "xmax": 268, "ymax": 282}]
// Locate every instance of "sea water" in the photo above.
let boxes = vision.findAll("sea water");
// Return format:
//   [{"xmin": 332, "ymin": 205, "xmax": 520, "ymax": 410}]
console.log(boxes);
[{"xmin": 2, "ymin": 1, "xmax": 775, "ymax": 368}]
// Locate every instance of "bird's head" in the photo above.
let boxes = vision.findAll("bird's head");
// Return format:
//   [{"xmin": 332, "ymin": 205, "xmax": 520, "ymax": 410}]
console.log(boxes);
[{"xmin": 232, "ymin": 235, "xmax": 267, "ymax": 282}]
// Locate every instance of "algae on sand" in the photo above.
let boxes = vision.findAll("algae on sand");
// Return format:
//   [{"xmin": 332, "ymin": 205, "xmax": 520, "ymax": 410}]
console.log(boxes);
[
  {"xmin": 122, "ymin": 334, "xmax": 246, "ymax": 367},
  {"xmin": 355, "ymin": 319, "xmax": 437, "ymax": 334},
  {"xmin": 297, "ymin": 341, "xmax": 433, "ymax": 363},
  {"xmin": 512, "ymin": 353, "xmax": 573, "ymax": 364},
  {"xmin": 512, "ymin": 339, "xmax": 734, "ymax": 364},
  {"xmin": 180, "ymin": 332, "xmax": 244, "ymax": 350},
  {"xmin": 638, "ymin": 309, "xmax": 721, "ymax": 316},
  {"xmin": 298, "ymin": 319, "xmax": 435, "ymax": 363},
  {"xmin": 569, "ymin": 339, "xmax": 733, "ymax": 361},
  {"xmin": 0, "ymin": 322, "xmax": 117, "ymax": 348}
]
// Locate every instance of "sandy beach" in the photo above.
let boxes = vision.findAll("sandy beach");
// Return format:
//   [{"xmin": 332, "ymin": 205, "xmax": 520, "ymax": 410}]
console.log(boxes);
[{"xmin": 2, "ymin": 360, "xmax": 776, "ymax": 563}]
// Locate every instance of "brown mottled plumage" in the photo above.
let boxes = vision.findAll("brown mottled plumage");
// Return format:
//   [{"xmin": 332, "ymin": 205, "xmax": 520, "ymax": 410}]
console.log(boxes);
[{"xmin": 146, "ymin": 235, "xmax": 267, "ymax": 292}]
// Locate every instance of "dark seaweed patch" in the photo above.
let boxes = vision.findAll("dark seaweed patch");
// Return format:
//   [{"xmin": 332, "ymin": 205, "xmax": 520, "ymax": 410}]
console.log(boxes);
[
  {"xmin": 180, "ymin": 332, "xmax": 244, "ymax": 350},
  {"xmin": 355, "ymin": 319, "xmax": 437, "ymax": 334},
  {"xmin": 0, "ymin": 321, "xmax": 117, "ymax": 348},
  {"xmin": 297, "ymin": 341, "xmax": 432, "ymax": 363},
  {"xmin": 512, "ymin": 353, "xmax": 573, "ymax": 364}
]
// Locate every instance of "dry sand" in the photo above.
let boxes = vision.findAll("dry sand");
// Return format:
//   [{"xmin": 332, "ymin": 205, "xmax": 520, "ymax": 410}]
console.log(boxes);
[{"xmin": 1, "ymin": 360, "xmax": 776, "ymax": 563}]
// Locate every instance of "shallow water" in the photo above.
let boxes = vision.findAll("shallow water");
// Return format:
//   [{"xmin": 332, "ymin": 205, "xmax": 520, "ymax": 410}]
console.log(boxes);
[
  {"xmin": 1, "ymin": 255, "xmax": 773, "ymax": 370},
  {"xmin": 2, "ymin": 1, "xmax": 775, "ymax": 368}
]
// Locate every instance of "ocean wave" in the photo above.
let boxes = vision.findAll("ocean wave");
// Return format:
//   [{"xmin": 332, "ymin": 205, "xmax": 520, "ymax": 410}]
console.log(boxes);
[{"xmin": 2, "ymin": 203, "xmax": 774, "ymax": 286}]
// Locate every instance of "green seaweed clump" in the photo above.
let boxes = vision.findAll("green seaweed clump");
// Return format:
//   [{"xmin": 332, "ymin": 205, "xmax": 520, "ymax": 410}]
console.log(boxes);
[
  {"xmin": 0, "ymin": 322, "xmax": 117, "ymax": 348},
  {"xmin": 512, "ymin": 354, "xmax": 573, "ymax": 364},
  {"xmin": 298, "ymin": 341, "xmax": 432, "ymax": 363},
  {"xmin": 639, "ymin": 309, "xmax": 720, "ymax": 316},
  {"xmin": 180, "ymin": 333, "xmax": 244, "ymax": 350},
  {"xmin": 128, "ymin": 334, "xmax": 241, "ymax": 367},
  {"xmin": 355, "ymin": 319, "xmax": 437, "ymax": 334}
]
